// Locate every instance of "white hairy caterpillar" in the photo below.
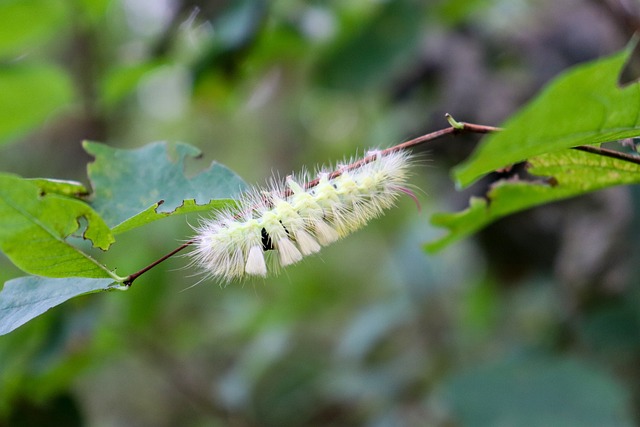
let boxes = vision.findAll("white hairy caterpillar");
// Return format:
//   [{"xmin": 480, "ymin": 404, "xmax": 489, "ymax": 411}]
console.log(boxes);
[{"xmin": 191, "ymin": 148, "xmax": 416, "ymax": 282}]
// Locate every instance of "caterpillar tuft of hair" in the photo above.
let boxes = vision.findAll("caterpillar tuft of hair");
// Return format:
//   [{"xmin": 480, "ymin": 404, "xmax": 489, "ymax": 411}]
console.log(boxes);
[{"xmin": 191, "ymin": 148, "xmax": 417, "ymax": 282}]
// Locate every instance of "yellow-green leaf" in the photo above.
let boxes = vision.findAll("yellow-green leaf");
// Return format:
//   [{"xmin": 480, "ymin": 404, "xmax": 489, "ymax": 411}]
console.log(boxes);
[
  {"xmin": 0, "ymin": 173, "xmax": 115, "ymax": 278},
  {"xmin": 428, "ymin": 149, "xmax": 640, "ymax": 252},
  {"xmin": 454, "ymin": 47, "xmax": 640, "ymax": 188}
]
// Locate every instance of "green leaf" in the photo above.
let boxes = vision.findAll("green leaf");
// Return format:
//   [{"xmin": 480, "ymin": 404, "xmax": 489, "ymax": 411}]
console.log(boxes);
[
  {"xmin": 84, "ymin": 141, "xmax": 247, "ymax": 232},
  {"xmin": 0, "ymin": 0, "xmax": 66, "ymax": 58},
  {"xmin": 454, "ymin": 47, "xmax": 640, "ymax": 188},
  {"xmin": 0, "ymin": 173, "xmax": 115, "ymax": 278},
  {"xmin": 428, "ymin": 149, "xmax": 640, "ymax": 252},
  {"xmin": 0, "ymin": 63, "xmax": 75, "ymax": 144},
  {"xmin": 440, "ymin": 353, "xmax": 633, "ymax": 426},
  {"xmin": 110, "ymin": 198, "xmax": 239, "ymax": 235},
  {"xmin": 0, "ymin": 276, "xmax": 122, "ymax": 335}
]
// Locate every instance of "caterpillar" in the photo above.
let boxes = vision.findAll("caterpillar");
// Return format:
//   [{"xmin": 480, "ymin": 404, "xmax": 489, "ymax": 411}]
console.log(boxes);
[{"xmin": 190, "ymin": 148, "xmax": 416, "ymax": 282}]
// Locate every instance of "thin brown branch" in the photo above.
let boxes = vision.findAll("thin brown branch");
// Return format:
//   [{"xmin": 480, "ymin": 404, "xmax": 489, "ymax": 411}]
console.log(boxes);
[
  {"xmin": 123, "ymin": 242, "xmax": 191, "ymax": 286},
  {"xmin": 301, "ymin": 120, "xmax": 500, "ymax": 191}
]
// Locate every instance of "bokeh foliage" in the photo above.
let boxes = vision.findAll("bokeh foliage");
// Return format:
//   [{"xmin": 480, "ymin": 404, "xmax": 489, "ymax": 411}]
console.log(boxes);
[{"xmin": 1, "ymin": 0, "xmax": 640, "ymax": 426}]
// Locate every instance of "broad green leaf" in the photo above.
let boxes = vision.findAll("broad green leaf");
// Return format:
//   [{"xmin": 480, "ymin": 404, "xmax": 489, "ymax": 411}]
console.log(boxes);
[
  {"xmin": 428, "ymin": 149, "xmax": 640, "ymax": 252},
  {"xmin": 0, "ymin": 63, "xmax": 75, "ymax": 144},
  {"xmin": 85, "ymin": 141, "xmax": 247, "ymax": 233},
  {"xmin": 454, "ymin": 48, "xmax": 640, "ymax": 188},
  {"xmin": 0, "ymin": 174, "xmax": 115, "ymax": 278},
  {"xmin": 0, "ymin": 276, "xmax": 123, "ymax": 335},
  {"xmin": 0, "ymin": 0, "xmax": 66, "ymax": 58},
  {"xmin": 440, "ymin": 354, "xmax": 633, "ymax": 426}
]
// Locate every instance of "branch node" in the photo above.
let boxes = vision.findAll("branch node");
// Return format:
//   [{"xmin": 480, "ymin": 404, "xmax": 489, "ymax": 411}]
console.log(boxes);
[{"xmin": 445, "ymin": 113, "xmax": 465, "ymax": 130}]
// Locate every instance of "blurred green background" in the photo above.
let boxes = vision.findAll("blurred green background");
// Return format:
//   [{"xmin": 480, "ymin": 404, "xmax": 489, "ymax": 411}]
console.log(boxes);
[{"xmin": 1, "ymin": 0, "xmax": 640, "ymax": 426}]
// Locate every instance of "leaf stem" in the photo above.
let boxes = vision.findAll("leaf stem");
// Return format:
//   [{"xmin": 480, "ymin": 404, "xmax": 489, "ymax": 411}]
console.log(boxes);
[{"xmin": 123, "ymin": 242, "xmax": 191, "ymax": 286}]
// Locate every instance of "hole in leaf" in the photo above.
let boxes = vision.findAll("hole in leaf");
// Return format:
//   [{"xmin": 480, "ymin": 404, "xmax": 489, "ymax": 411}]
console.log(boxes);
[{"xmin": 619, "ymin": 37, "xmax": 640, "ymax": 87}]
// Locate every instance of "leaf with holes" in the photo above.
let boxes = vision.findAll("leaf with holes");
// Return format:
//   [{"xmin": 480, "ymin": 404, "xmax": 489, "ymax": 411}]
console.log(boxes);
[
  {"xmin": 428, "ymin": 149, "xmax": 640, "ymax": 252},
  {"xmin": 0, "ymin": 173, "xmax": 115, "ymax": 278},
  {"xmin": 454, "ymin": 46, "xmax": 640, "ymax": 188},
  {"xmin": 84, "ymin": 141, "xmax": 247, "ymax": 233}
]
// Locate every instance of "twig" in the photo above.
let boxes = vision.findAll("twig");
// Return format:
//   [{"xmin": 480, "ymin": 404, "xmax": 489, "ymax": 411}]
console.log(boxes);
[
  {"xmin": 299, "ymin": 120, "xmax": 500, "ymax": 192},
  {"xmin": 123, "ymin": 242, "xmax": 191, "ymax": 286}
]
